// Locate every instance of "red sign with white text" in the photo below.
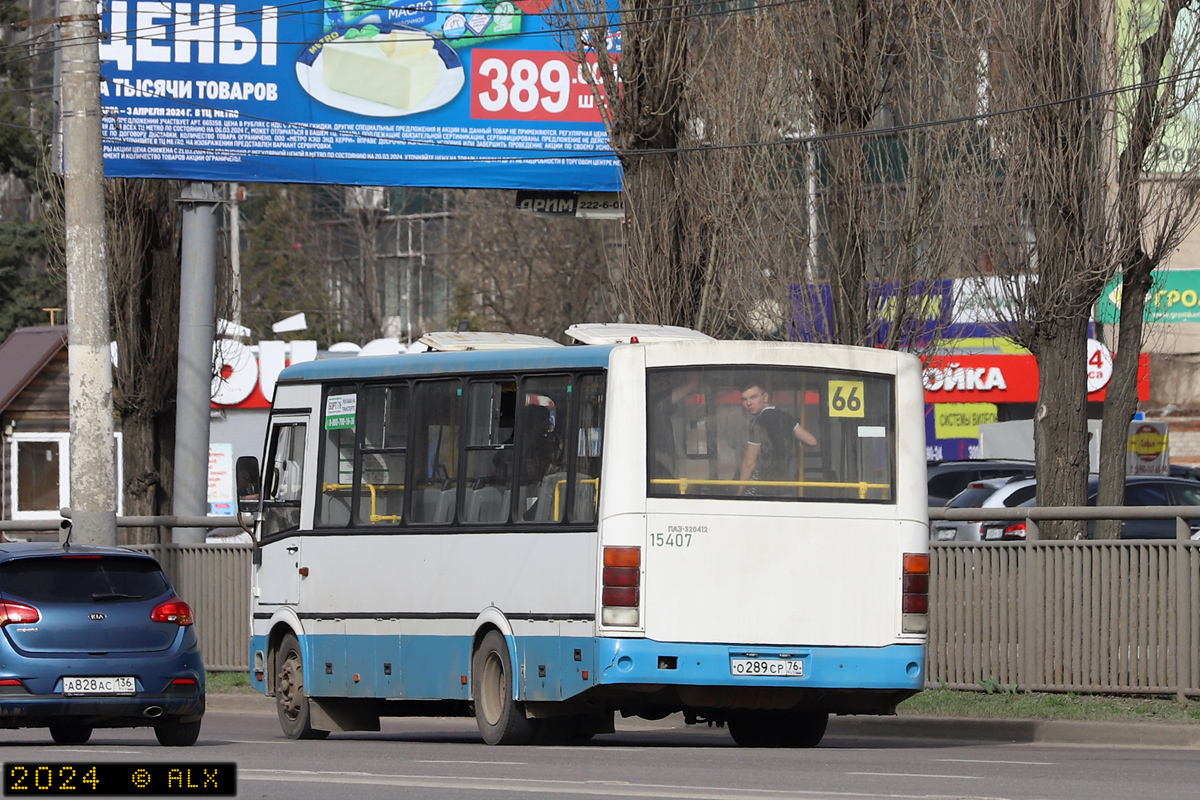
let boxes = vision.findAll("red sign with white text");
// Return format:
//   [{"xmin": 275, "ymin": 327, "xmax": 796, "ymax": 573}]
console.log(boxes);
[
  {"xmin": 470, "ymin": 49, "xmax": 617, "ymax": 123},
  {"xmin": 921, "ymin": 354, "xmax": 1149, "ymax": 404}
]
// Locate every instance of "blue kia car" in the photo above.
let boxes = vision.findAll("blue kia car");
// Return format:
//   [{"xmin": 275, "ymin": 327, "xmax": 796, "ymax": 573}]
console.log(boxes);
[{"xmin": 0, "ymin": 543, "xmax": 205, "ymax": 746}]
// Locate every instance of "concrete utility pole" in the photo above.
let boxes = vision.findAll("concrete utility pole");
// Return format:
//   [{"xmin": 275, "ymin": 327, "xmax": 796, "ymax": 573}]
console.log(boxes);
[
  {"xmin": 172, "ymin": 182, "xmax": 220, "ymax": 544},
  {"xmin": 60, "ymin": 0, "xmax": 116, "ymax": 545}
]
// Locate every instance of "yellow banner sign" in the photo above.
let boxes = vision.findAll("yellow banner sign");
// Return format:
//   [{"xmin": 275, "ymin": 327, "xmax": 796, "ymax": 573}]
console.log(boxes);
[{"xmin": 934, "ymin": 403, "xmax": 998, "ymax": 440}]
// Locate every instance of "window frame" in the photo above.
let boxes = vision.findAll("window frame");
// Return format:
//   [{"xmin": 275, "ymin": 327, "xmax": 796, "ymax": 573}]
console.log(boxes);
[{"xmin": 9, "ymin": 431, "xmax": 124, "ymax": 520}]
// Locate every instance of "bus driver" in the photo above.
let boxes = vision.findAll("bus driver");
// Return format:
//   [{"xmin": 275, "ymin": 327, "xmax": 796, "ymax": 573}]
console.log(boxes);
[{"xmin": 737, "ymin": 380, "xmax": 818, "ymax": 497}]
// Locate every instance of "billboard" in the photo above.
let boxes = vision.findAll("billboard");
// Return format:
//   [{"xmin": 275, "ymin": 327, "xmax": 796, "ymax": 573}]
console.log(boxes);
[{"xmin": 98, "ymin": 1, "xmax": 622, "ymax": 190}]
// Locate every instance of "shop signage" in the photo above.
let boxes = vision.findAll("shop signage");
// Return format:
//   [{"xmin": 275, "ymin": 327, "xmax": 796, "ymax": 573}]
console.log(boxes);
[
  {"xmin": 1127, "ymin": 421, "xmax": 1169, "ymax": 476},
  {"xmin": 1096, "ymin": 270, "xmax": 1200, "ymax": 324},
  {"xmin": 922, "ymin": 348, "xmax": 1149, "ymax": 404}
]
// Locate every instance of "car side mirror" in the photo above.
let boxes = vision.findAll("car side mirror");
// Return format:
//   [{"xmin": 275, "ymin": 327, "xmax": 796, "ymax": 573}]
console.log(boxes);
[{"xmin": 236, "ymin": 455, "xmax": 261, "ymax": 514}]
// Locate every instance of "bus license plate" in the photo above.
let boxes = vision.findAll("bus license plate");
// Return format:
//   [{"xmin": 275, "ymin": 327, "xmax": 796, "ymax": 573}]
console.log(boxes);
[
  {"xmin": 730, "ymin": 658, "xmax": 803, "ymax": 677},
  {"xmin": 63, "ymin": 676, "xmax": 136, "ymax": 695}
]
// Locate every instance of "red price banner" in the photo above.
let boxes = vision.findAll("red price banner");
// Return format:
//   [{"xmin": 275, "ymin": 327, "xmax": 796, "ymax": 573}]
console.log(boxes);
[{"xmin": 470, "ymin": 49, "xmax": 617, "ymax": 123}]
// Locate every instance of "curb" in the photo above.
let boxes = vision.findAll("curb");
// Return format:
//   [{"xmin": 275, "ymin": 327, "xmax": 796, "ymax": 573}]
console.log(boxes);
[
  {"xmin": 202, "ymin": 694, "xmax": 1200, "ymax": 747},
  {"xmin": 830, "ymin": 714, "xmax": 1200, "ymax": 748}
]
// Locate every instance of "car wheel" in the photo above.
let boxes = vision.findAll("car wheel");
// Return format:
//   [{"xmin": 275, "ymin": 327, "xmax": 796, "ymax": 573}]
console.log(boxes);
[
  {"xmin": 155, "ymin": 718, "xmax": 202, "ymax": 747},
  {"xmin": 729, "ymin": 711, "xmax": 828, "ymax": 748},
  {"xmin": 48, "ymin": 724, "xmax": 92, "ymax": 745},
  {"xmin": 275, "ymin": 632, "xmax": 329, "ymax": 740},
  {"xmin": 472, "ymin": 630, "xmax": 534, "ymax": 745}
]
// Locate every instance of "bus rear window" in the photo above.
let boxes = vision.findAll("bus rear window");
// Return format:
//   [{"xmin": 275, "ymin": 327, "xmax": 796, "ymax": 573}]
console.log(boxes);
[{"xmin": 647, "ymin": 366, "xmax": 895, "ymax": 502}]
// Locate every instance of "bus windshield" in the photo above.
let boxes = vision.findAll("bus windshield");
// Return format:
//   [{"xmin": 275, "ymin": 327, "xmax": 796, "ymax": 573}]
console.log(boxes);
[{"xmin": 647, "ymin": 366, "xmax": 895, "ymax": 502}]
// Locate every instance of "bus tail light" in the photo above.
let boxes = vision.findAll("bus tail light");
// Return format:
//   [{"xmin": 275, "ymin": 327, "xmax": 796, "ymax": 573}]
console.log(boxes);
[
  {"xmin": 602, "ymin": 546, "xmax": 640, "ymax": 626},
  {"xmin": 902, "ymin": 552, "xmax": 929, "ymax": 633}
]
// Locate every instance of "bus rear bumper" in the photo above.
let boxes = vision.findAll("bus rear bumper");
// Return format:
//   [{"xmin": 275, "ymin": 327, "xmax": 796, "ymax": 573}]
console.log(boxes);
[{"xmin": 595, "ymin": 638, "xmax": 924, "ymax": 692}]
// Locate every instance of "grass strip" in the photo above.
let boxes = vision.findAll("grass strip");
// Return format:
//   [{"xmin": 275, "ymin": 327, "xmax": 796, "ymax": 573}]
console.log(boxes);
[{"xmin": 902, "ymin": 688, "xmax": 1200, "ymax": 724}]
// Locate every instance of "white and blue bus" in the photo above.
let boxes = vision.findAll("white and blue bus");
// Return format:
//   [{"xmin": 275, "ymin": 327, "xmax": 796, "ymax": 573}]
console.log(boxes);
[{"xmin": 243, "ymin": 326, "xmax": 929, "ymax": 747}]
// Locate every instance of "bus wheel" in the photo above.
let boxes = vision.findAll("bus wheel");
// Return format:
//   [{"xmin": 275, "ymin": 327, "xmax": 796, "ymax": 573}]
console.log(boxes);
[
  {"xmin": 274, "ymin": 632, "xmax": 330, "ymax": 740},
  {"xmin": 473, "ymin": 630, "xmax": 534, "ymax": 745},
  {"xmin": 729, "ymin": 711, "xmax": 828, "ymax": 748}
]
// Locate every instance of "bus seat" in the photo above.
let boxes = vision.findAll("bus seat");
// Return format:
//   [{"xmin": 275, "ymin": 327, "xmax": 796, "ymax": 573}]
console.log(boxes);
[
  {"xmin": 411, "ymin": 486, "xmax": 441, "ymax": 522},
  {"xmin": 534, "ymin": 472, "xmax": 569, "ymax": 521},
  {"xmin": 465, "ymin": 486, "xmax": 508, "ymax": 523},
  {"xmin": 435, "ymin": 488, "xmax": 456, "ymax": 523}
]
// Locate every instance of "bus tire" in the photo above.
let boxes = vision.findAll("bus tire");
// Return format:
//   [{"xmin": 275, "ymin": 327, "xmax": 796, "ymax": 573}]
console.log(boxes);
[
  {"xmin": 274, "ymin": 632, "xmax": 330, "ymax": 740},
  {"xmin": 473, "ymin": 630, "xmax": 534, "ymax": 745},
  {"xmin": 729, "ymin": 710, "xmax": 828, "ymax": 748}
]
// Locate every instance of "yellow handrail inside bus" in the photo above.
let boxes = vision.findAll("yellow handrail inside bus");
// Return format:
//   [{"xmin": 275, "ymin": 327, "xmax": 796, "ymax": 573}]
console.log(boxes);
[
  {"xmin": 322, "ymin": 482, "xmax": 404, "ymax": 522},
  {"xmin": 553, "ymin": 478, "xmax": 601, "ymax": 520},
  {"xmin": 649, "ymin": 478, "xmax": 889, "ymax": 500}
]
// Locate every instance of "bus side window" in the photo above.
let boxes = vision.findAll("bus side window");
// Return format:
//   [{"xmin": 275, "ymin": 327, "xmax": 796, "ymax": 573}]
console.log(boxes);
[
  {"xmin": 356, "ymin": 384, "xmax": 409, "ymax": 526},
  {"xmin": 317, "ymin": 385, "xmax": 357, "ymax": 527},
  {"xmin": 569, "ymin": 373, "xmax": 605, "ymax": 523},
  {"xmin": 409, "ymin": 379, "xmax": 460, "ymax": 524},
  {"xmin": 517, "ymin": 375, "xmax": 570, "ymax": 522},
  {"xmin": 262, "ymin": 423, "xmax": 307, "ymax": 538},
  {"xmin": 461, "ymin": 379, "xmax": 516, "ymax": 524}
]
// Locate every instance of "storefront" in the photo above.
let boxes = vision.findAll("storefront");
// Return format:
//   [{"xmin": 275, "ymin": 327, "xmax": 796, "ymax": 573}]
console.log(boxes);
[{"xmin": 922, "ymin": 348, "xmax": 1150, "ymax": 461}]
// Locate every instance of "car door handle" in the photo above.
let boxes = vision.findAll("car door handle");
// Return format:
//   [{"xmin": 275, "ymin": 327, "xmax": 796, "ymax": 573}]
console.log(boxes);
[{"xmin": 286, "ymin": 545, "xmax": 298, "ymax": 554}]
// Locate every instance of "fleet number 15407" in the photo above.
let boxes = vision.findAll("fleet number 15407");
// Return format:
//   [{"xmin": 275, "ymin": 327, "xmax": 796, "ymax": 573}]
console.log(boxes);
[{"xmin": 651, "ymin": 532, "xmax": 691, "ymax": 547}]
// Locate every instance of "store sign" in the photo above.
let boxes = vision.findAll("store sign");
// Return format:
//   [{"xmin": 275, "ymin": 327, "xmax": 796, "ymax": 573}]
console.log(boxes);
[
  {"xmin": 922, "ymin": 349, "xmax": 1149, "ymax": 404},
  {"xmin": 933, "ymin": 403, "xmax": 998, "ymax": 440},
  {"xmin": 1127, "ymin": 421, "xmax": 1169, "ymax": 476},
  {"xmin": 1097, "ymin": 270, "xmax": 1200, "ymax": 324},
  {"xmin": 97, "ymin": 2, "xmax": 621, "ymax": 190}
]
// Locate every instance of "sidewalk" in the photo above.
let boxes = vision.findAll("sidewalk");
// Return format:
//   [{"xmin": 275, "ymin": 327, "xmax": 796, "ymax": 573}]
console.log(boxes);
[{"xmin": 205, "ymin": 692, "xmax": 1200, "ymax": 748}]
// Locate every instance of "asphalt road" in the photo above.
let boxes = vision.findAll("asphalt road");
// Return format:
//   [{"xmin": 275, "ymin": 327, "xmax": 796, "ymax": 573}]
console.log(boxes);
[{"xmin": 2, "ymin": 705, "xmax": 1199, "ymax": 800}]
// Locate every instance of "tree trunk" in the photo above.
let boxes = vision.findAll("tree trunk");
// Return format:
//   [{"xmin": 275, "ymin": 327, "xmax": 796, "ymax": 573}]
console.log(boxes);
[
  {"xmin": 1033, "ymin": 317, "xmax": 1092, "ymax": 539},
  {"xmin": 1095, "ymin": 259, "xmax": 1153, "ymax": 538}
]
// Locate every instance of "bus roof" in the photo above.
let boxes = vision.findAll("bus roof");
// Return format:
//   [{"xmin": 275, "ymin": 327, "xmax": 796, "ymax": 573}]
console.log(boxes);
[{"xmin": 277, "ymin": 344, "xmax": 619, "ymax": 383}]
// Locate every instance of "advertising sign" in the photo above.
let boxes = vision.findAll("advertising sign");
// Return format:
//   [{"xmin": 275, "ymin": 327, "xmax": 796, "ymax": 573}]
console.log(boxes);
[
  {"xmin": 98, "ymin": 1, "xmax": 622, "ymax": 190},
  {"xmin": 1097, "ymin": 270, "xmax": 1200, "ymax": 324},
  {"xmin": 1127, "ymin": 420, "xmax": 1169, "ymax": 476},
  {"xmin": 922, "ymin": 349, "xmax": 1148, "ymax": 404}
]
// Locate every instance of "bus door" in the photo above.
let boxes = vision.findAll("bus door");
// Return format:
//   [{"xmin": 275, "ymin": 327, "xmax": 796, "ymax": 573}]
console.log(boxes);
[{"xmin": 256, "ymin": 416, "xmax": 309, "ymax": 606}]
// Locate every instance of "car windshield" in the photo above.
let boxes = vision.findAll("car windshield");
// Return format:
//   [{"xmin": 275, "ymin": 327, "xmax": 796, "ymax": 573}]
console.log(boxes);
[
  {"xmin": 948, "ymin": 484, "xmax": 1002, "ymax": 509},
  {"xmin": 647, "ymin": 365, "xmax": 895, "ymax": 502},
  {"xmin": 0, "ymin": 556, "xmax": 169, "ymax": 604}
]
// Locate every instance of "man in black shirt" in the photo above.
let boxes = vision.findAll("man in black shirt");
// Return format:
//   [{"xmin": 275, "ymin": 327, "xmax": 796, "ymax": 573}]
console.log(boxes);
[{"xmin": 737, "ymin": 381, "xmax": 817, "ymax": 497}]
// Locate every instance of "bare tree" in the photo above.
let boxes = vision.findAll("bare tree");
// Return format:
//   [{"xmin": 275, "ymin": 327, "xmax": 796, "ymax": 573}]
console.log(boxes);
[
  {"xmin": 553, "ymin": 0, "xmax": 980, "ymax": 345},
  {"xmin": 1095, "ymin": 0, "xmax": 1200, "ymax": 535},
  {"xmin": 969, "ymin": 0, "xmax": 1117, "ymax": 537},
  {"xmin": 439, "ymin": 191, "xmax": 617, "ymax": 339}
]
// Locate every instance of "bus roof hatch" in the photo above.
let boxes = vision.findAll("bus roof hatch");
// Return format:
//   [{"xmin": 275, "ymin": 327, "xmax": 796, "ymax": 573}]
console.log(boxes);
[
  {"xmin": 417, "ymin": 331, "xmax": 564, "ymax": 351},
  {"xmin": 565, "ymin": 323, "xmax": 716, "ymax": 345}
]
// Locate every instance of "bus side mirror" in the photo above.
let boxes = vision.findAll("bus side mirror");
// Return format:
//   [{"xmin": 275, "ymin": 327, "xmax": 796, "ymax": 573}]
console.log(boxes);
[{"xmin": 236, "ymin": 456, "xmax": 261, "ymax": 514}]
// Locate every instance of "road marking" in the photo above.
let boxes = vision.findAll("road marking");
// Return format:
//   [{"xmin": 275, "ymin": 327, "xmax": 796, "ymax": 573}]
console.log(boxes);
[
  {"xmin": 846, "ymin": 772, "xmax": 984, "ymax": 780},
  {"xmin": 935, "ymin": 758, "xmax": 1055, "ymax": 765},
  {"xmin": 413, "ymin": 760, "xmax": 526, "ymax": 765},
  {"xmin": 42, "ymin": 749, "xmax": 143, "ymax": 755},
  {"xmin": 239, "ymin": 768, "xmax": 1005, "ymax": 798}
]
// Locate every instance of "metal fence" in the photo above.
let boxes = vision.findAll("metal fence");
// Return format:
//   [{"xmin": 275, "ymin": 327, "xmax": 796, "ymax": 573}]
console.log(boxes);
[
  {"xmin": 127, "ymin": 544, "xmax": 253, "ymax": 672},
  {"xmin": 928, "ymin": 540, "xmax": 1199, "ymax": 698}
]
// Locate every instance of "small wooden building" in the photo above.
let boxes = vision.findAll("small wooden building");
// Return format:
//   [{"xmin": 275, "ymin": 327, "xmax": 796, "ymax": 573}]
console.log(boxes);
[{"xmin": 0, "ymin": 326, "xmax": 123, "ymax": 523}]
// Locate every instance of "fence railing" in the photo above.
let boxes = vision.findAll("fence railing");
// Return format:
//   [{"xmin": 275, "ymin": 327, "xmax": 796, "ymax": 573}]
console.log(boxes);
[{"xmin": 5, "ymin": 509, "xmax": 1200, "ymax": 695}]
